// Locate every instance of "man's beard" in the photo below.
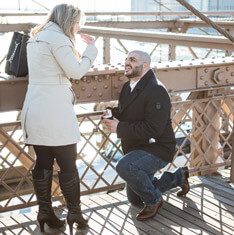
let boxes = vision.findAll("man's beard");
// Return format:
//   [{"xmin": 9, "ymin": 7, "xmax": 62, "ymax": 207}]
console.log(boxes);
[{"xmin": 125, "ymin": 64, "xmax": 143, "ymax": 79}]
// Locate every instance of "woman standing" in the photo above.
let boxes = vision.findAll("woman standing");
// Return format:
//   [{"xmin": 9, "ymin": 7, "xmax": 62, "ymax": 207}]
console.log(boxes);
[{"xmin": 21, "ymin": 4, "xmax": 97, "ymax": 234}]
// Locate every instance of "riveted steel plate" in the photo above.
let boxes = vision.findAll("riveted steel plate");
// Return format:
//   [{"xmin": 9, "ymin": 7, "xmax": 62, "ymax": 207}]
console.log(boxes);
[{"xmin": 197, "ymin": 65, "xmax": 234, "ymax": 88}]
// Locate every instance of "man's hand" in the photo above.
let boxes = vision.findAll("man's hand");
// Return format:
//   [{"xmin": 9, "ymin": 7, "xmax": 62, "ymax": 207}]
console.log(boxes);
[{"xmin": 102, "ymin": 117, "xmax": 119, "ymax": 133}]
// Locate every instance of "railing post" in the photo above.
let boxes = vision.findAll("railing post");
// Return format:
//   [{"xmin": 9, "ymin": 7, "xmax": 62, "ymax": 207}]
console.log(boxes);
[
  {"xmin": 190, "ymin": 91, "xmax": 220, "ymax": 175},
  {"xmin": 169, "ymin": 44, "xmax": 176, "ymax": 61},
  {"xmin": 229, "ymin": 126, "xmax": 234, "ymax": 182},
  {"xmin": 103, "ymin": 37, "xmax": 110, "ymax": 64}
]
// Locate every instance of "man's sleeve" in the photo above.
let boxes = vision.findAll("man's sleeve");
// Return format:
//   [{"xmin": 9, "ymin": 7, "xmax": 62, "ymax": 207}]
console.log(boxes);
[
  {"xmin": 112, "ymin": 107, "xmax": 121, "ymax": 119},
  {"xmin": 117, "ymin": 86, "xmax": 171, "ymax": 139}
]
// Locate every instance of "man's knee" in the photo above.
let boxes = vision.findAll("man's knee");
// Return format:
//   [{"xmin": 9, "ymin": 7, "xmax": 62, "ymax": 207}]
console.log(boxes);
[
  {"xmin": 116, "ymin": 158, "xmax": 139, "ymax": 179},
  {"xmin": 116, "ymin": 159, "xmax": 124, "ymax": 176},
  {"xmin": 116, "ymin": 157, "xmax": 131, "ymax": 177}
]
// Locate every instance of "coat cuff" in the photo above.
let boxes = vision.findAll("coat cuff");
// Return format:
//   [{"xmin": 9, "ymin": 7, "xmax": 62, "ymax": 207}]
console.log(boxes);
[
  {"xmin": 117, "ymin": 121, "xmax": 128, "ymax": 138},
  {"xmin": 82, "ymin": 44, "xmax": 98, "ymax": 64}
]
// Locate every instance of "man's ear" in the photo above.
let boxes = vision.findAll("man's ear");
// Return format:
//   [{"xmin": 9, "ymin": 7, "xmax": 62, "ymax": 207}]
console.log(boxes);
[{"xmin": 143, "ymin": 62, "xmax": 149, "ymax": 71}]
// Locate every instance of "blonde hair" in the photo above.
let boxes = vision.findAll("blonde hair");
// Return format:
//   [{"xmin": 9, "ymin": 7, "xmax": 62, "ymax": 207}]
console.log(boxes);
[{"xmin": 31, "ymin": 4, "xmax": 85, "ymax": 42}]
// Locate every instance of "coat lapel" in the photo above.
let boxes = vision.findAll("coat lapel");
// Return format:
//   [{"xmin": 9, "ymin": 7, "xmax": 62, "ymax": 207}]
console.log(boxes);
[{"xmin": 119, "ymin": 86, "xmax": 139, "ymax": 113}]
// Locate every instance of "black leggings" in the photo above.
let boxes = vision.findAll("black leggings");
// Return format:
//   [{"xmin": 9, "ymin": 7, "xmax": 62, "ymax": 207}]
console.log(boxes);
[{"xmin": 33, "ymin": 144, "xmax": 77, "ymax": 173}]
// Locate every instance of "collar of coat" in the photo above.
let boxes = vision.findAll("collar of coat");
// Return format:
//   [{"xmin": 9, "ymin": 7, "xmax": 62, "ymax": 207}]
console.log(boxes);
[
  {"xmin": 29, "ymin": 21, "xmax": 74, "ymax": 47},
  {"xmin": 128, "ymin": 69, "xmax": 158, "ymax": 91},
  {"xmin": 118, "ymin": 69, "xmax": 158, "ymax": 113},
  {"xmin": 42, "ymin": 21, "xmax": 63, "ymax": 34}
]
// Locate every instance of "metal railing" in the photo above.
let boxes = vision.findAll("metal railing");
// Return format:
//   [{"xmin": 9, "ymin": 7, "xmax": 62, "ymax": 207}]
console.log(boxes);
[{"xmin": 0, "ymin": 93, "xmax": 233, "ymax": 212}]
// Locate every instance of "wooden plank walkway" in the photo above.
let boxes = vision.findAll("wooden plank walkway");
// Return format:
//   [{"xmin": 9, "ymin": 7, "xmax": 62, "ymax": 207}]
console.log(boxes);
[{"xmin": 0, "ymin": 168, "xmax": 233, "ymax": 235}]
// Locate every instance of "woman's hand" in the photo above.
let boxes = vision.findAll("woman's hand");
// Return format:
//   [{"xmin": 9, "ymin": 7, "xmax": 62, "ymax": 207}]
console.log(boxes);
[{"xmin": 80, "ymin": 33, "xmax": 95, "ymax": 45}]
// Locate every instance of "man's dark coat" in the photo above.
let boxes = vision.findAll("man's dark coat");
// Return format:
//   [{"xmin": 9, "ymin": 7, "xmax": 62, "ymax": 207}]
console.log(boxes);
[{"xmin": 113, "ymin": 69, "xmax": 176, "ymax": 163}]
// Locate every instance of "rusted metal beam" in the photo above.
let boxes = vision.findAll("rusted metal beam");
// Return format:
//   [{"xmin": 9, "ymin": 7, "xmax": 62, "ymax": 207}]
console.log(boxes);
[
  {"xmin": 177, "ymin": 19, "xmax": 234, "ymax": 29},
  {"xmin": 86, "ymin": 19, "xmax": 234, "ymax": 31},
  {"xmin": 0, "ymin": 23, "xmax": 35, "ymax": 33},
  {"xmin": 86, "ymin": 21, "xmax": 178, "ymax": 29},
  {"xmin": 1, "ymin": 23, "xmax": 234, "ymax": 52},
  {"xmin": 2, "ymin": 20, "xmax": 234, "ymax": 33},
  {"xmin": 0, "ymin": 77, "xmax": 28, "ymax": 112},
  {"xmin": 1, "ymin": 57, "xmax": 234, "ymax": 112},
  {"xmin": 80, "ymin": 26, "xmax": 234, "ymax": 51}
]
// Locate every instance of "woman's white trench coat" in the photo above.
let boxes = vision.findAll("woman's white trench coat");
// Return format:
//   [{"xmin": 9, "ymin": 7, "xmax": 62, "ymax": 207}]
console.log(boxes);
[{"xmin": 21, "ymin": 22, "xmax": 97, "ymax": 146}]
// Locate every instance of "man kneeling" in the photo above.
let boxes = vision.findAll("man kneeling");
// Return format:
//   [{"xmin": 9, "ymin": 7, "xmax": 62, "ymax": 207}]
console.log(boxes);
[{"xmin": 102, "ymin": 50, "xmax": 190, "ymax": 221}]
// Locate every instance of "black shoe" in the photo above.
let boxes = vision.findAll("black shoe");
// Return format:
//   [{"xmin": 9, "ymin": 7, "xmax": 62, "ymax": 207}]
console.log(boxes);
[
  {"xmin": 32, "ymin": 169, "xmax": 65, "ymax": 233},
  {"xmin": 58, "ymin": 171, "xmax": 88, "ymax": 235},
  {"xmin": 177, "ymin": 167, "xmax": 190, "ymax": 197}
]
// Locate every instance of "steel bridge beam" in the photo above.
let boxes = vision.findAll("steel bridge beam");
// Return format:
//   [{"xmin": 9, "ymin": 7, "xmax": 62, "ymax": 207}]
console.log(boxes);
[
  {"xmin": 80, "ymin": 26, "xmax": 234, "ymax": 51},
  {"xmin": 1, "ymin": 57, "xmax": 234, "ymax": 112},
  {"xmin": 1, "ymin": 24, "xmax": 233, "ymax": 56},
  {"xmin": 1, "ymin": 21, "xmax": 234, "ymax": 35},
  {"xmin": 86, "ymin": 19, "xmax": 234, "ymax": 30}
]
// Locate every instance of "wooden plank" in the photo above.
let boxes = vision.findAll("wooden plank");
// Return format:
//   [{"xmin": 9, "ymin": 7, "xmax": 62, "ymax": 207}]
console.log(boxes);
[
  {"xmin": 204, "ymin": 174, "xmax": 234, "ymax": 191},
  {"xmin": 161, "ymin": 199, "xmax": 233, "ymax": 235},
  {"xmin": 10, "ymin": 214, "xmax": 37, "ymax": 234},
  {"xmin": 189, "ymin": 177, "xmax": 234, "ymax": 204},
  {"xmin": 0, "ymin": 169, "xmax": 233, "ymax": 234},
  {"xmin": 190, "ymin": 177, "xmax": 234, "ymax": 207},
  {"xmin": 199, "ymin": 170, "xmax": 232, "ymax": 186},
  {"xmin": 220, "ymin": 169, "xmax": 234, "ymax": 185},
  {"xmin": 208, "ymin": 173, "xmax": 234, "ymax": 190},
  {"xmin": 0, "ymin": 218, "xmax": 16, "ymax": 234},
  {"xmin": 118, "ymin": 191, "xmax": 213, "ymax": 235},
  {"xmin": 98, "ymin": 192, "xmax": 182, "ymax": 235},
  {"xmin": 0, "ymin": 216, "xmax": 29, "ymax": 234},
  {"xmin": 88, "ymin": 195, "xmax": 149, "ymax": 235},
  {"xmin": 119, "ymin": 188, "xmax": 233, "ymax": 235},
  {"xmin": 109, "ymin": 191, "xmax": 198, "ymax": 235},
  {"xmin": 22, "ymin": 212, "xmax": 43, "ymax": 234},
  {"xmin": 89, "ymin": 194, "xmax": 157, "ymax": 235},
  {"xmin": 80, "ymin": 201, "xmax": 120, "ymax": 235},
  {"xmin": 175, "ymin": 187, "xmax": 234, "ymax": 220},
  {"xmin": 82, "ymin": 198, "xmax": 133, "ymax": 235},
  {"xmin": 190, "ymin": 174, "xmax": 234, "ymax": 199},
  {"xmin": 189, "ymin": 177, "xmax": 234, "ymax": 211},
  {"xmin": 164, "ymin": 192, "xmax": 234, "ymax": 231}
]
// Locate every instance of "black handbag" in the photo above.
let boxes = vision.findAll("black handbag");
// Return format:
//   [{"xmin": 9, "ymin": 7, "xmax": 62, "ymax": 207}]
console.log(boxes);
[{"xmin": 5, "ymin": 32, "xmax": 30, "ymax": 77}]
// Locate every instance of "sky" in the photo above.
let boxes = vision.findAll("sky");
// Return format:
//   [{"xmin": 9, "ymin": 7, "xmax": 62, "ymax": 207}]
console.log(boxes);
[{"xmin": 0, "ymin": 0, "xmax": 131, "ymax": 12}]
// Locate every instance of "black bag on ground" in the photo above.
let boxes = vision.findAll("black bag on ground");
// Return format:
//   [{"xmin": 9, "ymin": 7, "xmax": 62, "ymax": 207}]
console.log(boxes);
[{"xmin": 5, "ymin": 32, "xmax": 30, "ymax": 77}]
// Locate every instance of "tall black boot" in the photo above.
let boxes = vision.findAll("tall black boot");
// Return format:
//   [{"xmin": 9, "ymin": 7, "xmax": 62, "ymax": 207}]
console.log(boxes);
[
  {"xmin": 32, "ymin": 169, "xmax": 65, "ymax": 233},
  {"xmin": 58, "ymin": 171, "xmax": 88, "ymax": 235}
]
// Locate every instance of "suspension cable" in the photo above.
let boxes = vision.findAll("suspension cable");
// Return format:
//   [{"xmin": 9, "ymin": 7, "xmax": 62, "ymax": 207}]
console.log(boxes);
[{"xmin": 175, "ymin": 0, "xmax": 234, "ymax": 43}]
